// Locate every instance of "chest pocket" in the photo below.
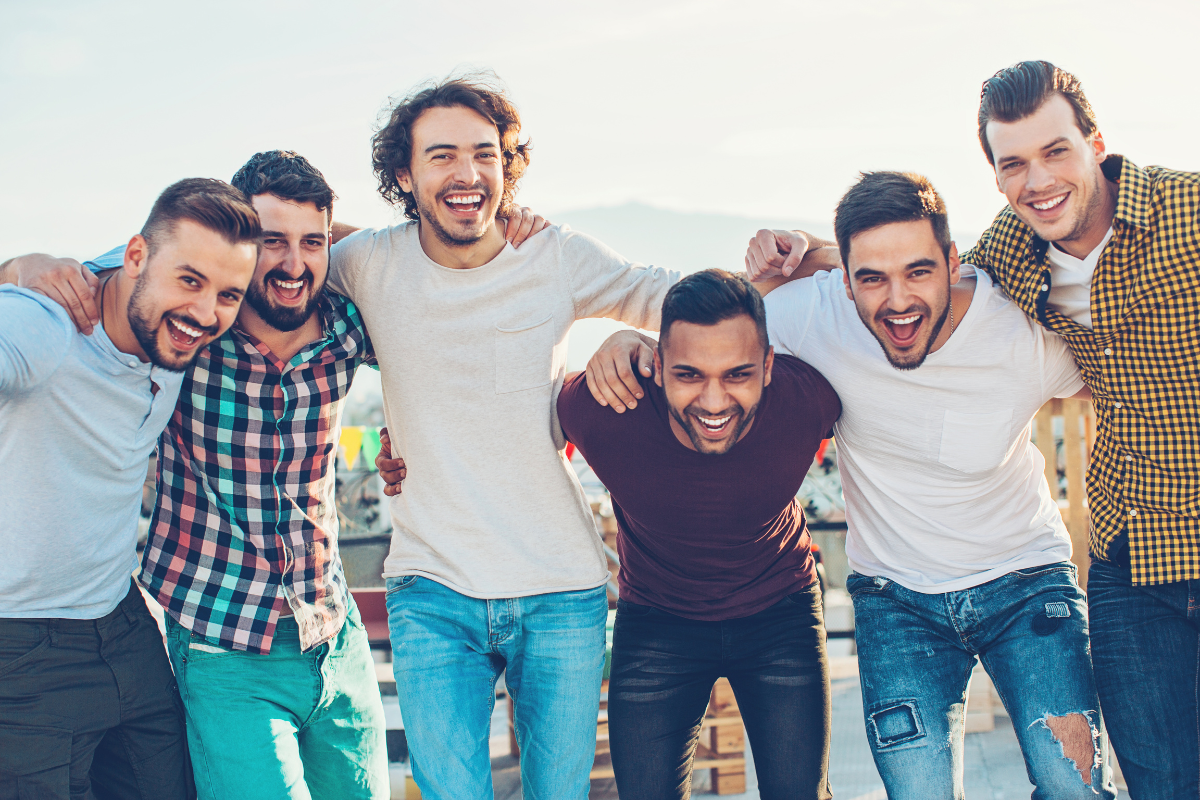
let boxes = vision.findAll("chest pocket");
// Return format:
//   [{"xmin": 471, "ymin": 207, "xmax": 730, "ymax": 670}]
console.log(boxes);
[
  {"xmin": 495, "ymin": 315, "xmax": 555, "ymax": 394},
  {"xmin": 937, "ymin": 408, "xmax": 1014, "ymax": 474}
]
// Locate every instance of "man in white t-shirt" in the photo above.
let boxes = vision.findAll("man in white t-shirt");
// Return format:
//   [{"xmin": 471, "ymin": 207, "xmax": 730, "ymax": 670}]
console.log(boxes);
[
  {"xmin": 589, "ymin": 172, "xmax": 1114, "ymax": 797},
  {"xmin": 328, "ymin": 75, "xmax": 677, "ymax": 800}
]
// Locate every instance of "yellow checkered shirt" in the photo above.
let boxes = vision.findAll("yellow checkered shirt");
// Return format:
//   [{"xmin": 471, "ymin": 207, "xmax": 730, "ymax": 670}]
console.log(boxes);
[{"xmin": 963, "ymin": 156, "xmax": 1200, "ymax": 586}]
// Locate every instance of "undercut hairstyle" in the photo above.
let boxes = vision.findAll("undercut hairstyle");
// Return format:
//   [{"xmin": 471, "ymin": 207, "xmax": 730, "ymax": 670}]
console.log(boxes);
[
  {"xmin": 834, "ymin": 171, "xmax": 951, "ymax": 266},
  {"xmin": 977, "ymin": 60, "xmax": 1098, "ymax": 165},
  {"xmin": 371, "ymin": 72, "xmax": 532, "ymax": 221},
  {"xmin": 660, "ymin": 269, "xmax": 768, "ymax": 354},
  {"xmin": 231, "ymin": 150, "xmax": 336, "ymax": 222},
  {"xmin": 140, "ymin": 178, "xmax": 261, "ymax": 257}
]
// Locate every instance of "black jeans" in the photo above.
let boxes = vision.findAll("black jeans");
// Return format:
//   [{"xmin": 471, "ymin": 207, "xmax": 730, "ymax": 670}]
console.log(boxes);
[
  {"xmin": 1088, "ymin": 555, "xmax": 1200, "ymax": 799},
  {"xmin": 607, "ymin": 583, "xmax": 831, "ymax": 800},
  {"xmin": 0, "ymin": 580, "xmax": 194, "ymax": 800}
]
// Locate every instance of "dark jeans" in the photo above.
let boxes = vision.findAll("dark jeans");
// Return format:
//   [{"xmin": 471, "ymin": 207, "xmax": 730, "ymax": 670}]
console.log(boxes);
[
  {"xmin": 0, "ymin": 580, "xmax": 193, "ymax": 800},
  {"xmin": 607, "ymin": 583, "xmax": 831, "ymax": 800},
  {"xmin": 1088, "ymin": 554, "xmax": 1200, "ymax": 799}
]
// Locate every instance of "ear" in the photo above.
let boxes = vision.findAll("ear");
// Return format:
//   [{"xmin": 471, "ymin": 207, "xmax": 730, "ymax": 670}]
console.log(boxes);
[
  {"xmin": 396, "ymin": 168, "xmax": 414, "ymax": 194},
  {"xmin": 842, "ymin": 267, "xmax": 854, "ymax": 302},
  {"xmin": 948, "ymin": 242, "xmax": 961, "ymax": 285},
  {"xmin": 763, "ymin": 345, "xmax": 775, "ymax": 388},
  {"xmin": 653, "ymin": 349, "xmax": 664, "ymax": 388},
  {"xmin": 1091, "ymin": 130, "xmax": 1107, "ymax": 163},
  {"xmin": 125, "ymin": 234, "xmax": 149, "ymax": 279}
]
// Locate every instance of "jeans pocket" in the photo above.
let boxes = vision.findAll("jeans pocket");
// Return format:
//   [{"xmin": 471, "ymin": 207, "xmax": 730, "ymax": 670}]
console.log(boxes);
[
  {"xmin": 783, "ymin": 582, "xmax": 822, "ymax": 608},
  {"xmin": 1012, "ymin": 562, "xmax": 1075, "ymax": 580},
  {"xmin": 615, "ymin": 598, "xmax": 654, "ymax": 618},
  {"xmin": 0, "ymin": 723, "xmax": 72, "ymax": 797},
  {"xmin": 385, "ymin": 575, "xmax": 419, "ymax": 596},
  {"xmin": 0, "ymin": 634, "xmax": 50, "ymax": 680},
  {"xmin": 846, "ymin": 572, "xmax": 891, "ymax": 597}
]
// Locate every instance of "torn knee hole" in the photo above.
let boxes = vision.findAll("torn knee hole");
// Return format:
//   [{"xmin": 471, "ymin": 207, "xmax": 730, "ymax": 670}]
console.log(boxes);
[
  {"xmin": 1043, "ymin": 713, "xmax": 1099, "ymax": 785},
  {"xmin": 869, "ymin": 701, "xmax": 923, "ymax": 747}
]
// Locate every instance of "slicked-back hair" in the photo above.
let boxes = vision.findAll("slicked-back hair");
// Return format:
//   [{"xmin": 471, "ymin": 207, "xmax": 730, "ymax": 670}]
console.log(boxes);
[
  {"xmin": 371, "ymin": 72, "xmax": 531, "ymax": 221},
  {"xmin": 141, "ymin": 178, "xmax": 261, "ymax": 257},
  {"xmin": 231, "ymin": 150, "xmax": 336, "ymax": 222},
  {"xmin": 834, "ymin": 172, "xmax": 951, "ymax": 267},
  {"xmin": 978, "ymin": 60, "xmax": 1098, "ymax": 165},
  {"xmin": 660, "ymin": 269, "xmax": 768, "ymax": 354}
]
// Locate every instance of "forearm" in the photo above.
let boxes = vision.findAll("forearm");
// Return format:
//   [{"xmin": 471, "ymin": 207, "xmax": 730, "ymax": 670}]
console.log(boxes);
[
  {"xmin": 753, "ymin": 244, "xmax": 841, "ymax": 296},
  {"xmin": 331, "ymin": 222, "xmax": 360, "ymax": 244},
  {"xmin": 0, "ymin": 258, "xmax": 14, "ymax": 285}
]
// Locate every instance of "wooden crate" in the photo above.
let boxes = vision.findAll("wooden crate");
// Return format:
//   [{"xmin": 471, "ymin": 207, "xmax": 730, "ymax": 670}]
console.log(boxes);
[{"xmin": 1033, "ymin": 399, "xmax": 1095, "ymax": 588}]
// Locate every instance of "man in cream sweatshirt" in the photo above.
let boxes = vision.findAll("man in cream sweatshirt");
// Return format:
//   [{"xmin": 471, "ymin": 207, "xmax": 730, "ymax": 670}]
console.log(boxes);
[{"xmin": 330, "ymin": 75, "xmax": 677, "ymax": 800}]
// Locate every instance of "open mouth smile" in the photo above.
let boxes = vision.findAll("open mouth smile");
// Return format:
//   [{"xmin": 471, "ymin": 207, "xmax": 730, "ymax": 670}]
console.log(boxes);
[
  {"xmin": 693, "ymin": 413, "xmax": 734, "ymax": 438},
  {"xmin": 269, "ymin": 277, "xmax": 307, "ymax": 303},
  {"xmin": 444, "ymin": 193, "xmax": 484, "ymax": 214},
  {"xmin": 882, "ymin": 314, "xmax": 922, "ymax": 348},
  {"xmin": 166, "ymin": 317, "xmax": 205, "ymax": 350},
  {"xmin": 1027, "ymin": 192, "xmax": 1068, "ymax": 215}
]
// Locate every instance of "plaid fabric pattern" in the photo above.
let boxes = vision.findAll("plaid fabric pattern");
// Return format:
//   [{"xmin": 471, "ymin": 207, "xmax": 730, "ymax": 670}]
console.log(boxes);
[
  {"xmin": 964, "ymin": 156, "xmax": 1200, "ymax": 586},
  {"xmin": 140, "ymin": 293, "xmax": 374, "ymax": 652}
]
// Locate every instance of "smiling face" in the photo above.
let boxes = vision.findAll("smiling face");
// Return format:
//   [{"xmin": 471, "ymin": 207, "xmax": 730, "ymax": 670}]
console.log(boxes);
[
  {"xmin": 243, "ymin": 193, "xmax": 329, "ymax": 332},
  {"xmin": 655, "ymin": 315, "xmax": 773, "ymax": 455},
  {"xmin": 844, "ymin": 219, "xmax": 959, "ymax": 371},
  {"xmin": 124, "ymin": 219, "xmax": 256, "ymax": 371},
  {"xmin": 397, "ymin": 105, "xmax": 504, "ymax": 248},
  {"xmin": 986, "ymin": 94, "xmax": 1114, "ymax": 255}
]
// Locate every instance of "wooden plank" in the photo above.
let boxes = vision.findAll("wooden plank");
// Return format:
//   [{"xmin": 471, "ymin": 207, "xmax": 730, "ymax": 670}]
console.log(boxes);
[
  {"xmin": 1034, "ymin": 402, "xmax": 1058, "ymax": 498},
  {"xmin": 1062, "ymin": 399, "xmax": 1091, "ymax": 589},
  {"xmin": 709, "ymin": 723, "xmax": 745, "ymax": 755},
  {"xmin": 709, "ymin": 677, "xmax": 738, "ymax": 713}
]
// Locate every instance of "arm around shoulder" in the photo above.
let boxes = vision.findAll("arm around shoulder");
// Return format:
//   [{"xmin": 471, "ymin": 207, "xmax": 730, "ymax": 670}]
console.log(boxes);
[
  {"xmin": 0, "ymin": 287, "xmax": 75, "ymax": 391},
  {"xmin": 560, "ymin": 228, "xmax": 680, "ymax": 331}
]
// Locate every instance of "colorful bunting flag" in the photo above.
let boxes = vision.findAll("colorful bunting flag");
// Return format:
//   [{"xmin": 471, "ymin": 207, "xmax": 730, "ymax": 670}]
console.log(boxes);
[{"xmin": 340, "ymin": 426, "xmax": 365, "ymax": 471}]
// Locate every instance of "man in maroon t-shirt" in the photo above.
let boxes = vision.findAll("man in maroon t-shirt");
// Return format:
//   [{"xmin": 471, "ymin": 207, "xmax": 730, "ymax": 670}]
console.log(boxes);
[{"xmin": 557, "ymin": 269, "xmax": 840, "ymax": 800}]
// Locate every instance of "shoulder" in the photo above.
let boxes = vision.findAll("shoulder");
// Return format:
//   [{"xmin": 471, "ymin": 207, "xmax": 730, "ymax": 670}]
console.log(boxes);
[
  {"xmin": 768, "ymin": 353, "xmax": 840, "ymax": 421},
  {"xmin": 0, "ymin": 287, "xmax": 77, "ymax": 387},
  {"xmin": 558, "ymin": 370, "xmax": 651, "ymax": 442},
  {"xmin": 0, "ymin": 285, "xmax": 74, "ymax": 337},
  {"xmin": 83, "ymin": 245, "xmax": 127, "ymax": 273}
]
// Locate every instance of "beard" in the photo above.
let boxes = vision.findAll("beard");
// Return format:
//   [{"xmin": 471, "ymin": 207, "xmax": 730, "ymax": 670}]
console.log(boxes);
[
  {"xmin": 667, "ymin": 400, "xmax": 760, "ymax": 455},
  {"xmin": 415, "ymin": 180, "xmax": 496, "ymax": 248},
  {"xmin": 245, "ymin": 267, "xmax": 326, "ymax": 332},
  {"xmin": 858, "ymin": 295, "xmax": 950, "ymax": 371},
  {"xmin": 127, "ymin": 273, "xmax": 218, "ymax": 372}
]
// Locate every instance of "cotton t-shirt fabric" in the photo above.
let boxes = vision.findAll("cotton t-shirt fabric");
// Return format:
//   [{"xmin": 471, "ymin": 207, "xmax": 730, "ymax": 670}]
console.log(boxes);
[
  {"xmin": 557, "ymin": 354, "xmax": 840, "ymax": 620},
  {"xmin": 1045, "ymin": 226, "xmax": 1114, "ymax": 329},
  {"xmin": 764, "ymin": 270, "xmax": 1085, "ymax": 593},
  {"xmin": 0, "ymin": 286, "xmax": 184, "ymax": 618},
  {"xmin": 329, "ymin": 222, "xmax": 678, "ymax": 598}
]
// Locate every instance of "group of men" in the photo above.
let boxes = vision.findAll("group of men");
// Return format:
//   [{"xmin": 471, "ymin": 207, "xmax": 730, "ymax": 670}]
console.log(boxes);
[{"xmin": 0, "ymin": 60, "xmax": 1195, "ymax": 800}]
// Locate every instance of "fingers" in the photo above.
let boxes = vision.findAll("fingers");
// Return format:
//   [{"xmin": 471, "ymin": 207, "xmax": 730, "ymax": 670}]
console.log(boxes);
[
  {"xmin": 507, "ymin": 207, "xmax": 547, "ymax": 247},
  {"xmin": 15, "ymin": 256, "xmax": 99, "ymax": 334},
  {"xmin": 65, "ymin": 269, "xmax": 100, "ymax": 334},
  {"xmin": 635, "ymin": 341, "xmax": 655, "ymax": 378},
  {"xmin": 780, "ymin": 230, "xmax": 809, "ymax": 276},
  {"xmin": 586, "ymin": 355, "xmax": 632, "ymax": 413},
  {"xmin": 376, "ymin": 428, "xmax": 407, "ymax": 496},
  {"xmin": 745, "ymin": 229, "xmax": 788, "ymax": 281},
  {"xmin": 376, "ymin": 427, "xmax": 392, "ymax": 461}
]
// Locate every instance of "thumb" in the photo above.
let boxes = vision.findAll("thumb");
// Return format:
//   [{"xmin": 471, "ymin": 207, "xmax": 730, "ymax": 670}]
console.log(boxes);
[
  {"xmin": 782, "ymin": 250, "xmax": 803, "ymax": 276},
  {"xmin": 637, "ymin": 344, "xmax": 654, "ymax": 376}
]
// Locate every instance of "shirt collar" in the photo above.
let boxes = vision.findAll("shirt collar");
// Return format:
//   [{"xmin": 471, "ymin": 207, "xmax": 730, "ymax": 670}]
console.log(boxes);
[{"xmin": 1104, "ymin": 154, "xmax": 1153, "ymax": 232}]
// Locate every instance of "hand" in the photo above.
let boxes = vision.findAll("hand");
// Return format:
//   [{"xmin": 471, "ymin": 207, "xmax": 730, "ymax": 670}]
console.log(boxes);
[
  {"xmin": 502, "ymin": 206, "xmax": 550, "ymax": 248},
  {"xmin": 375, "ymin": 427, "xmax": 407, "ymax": 497},
  {"xmin": 745, "ymin": 229, "xmax": 811, "ymax": 281},
  {"xmin": 7, "ymin": 254, "xmax": 100, "ymax": 334},
  {"xmin": 585, "ymin": 330, "xmax": 657, "ymax": 413}
]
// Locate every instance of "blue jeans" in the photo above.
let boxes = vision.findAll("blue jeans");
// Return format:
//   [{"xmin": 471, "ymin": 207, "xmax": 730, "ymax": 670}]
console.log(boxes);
[
  {"xmin": 608, "ymin": 584, "xmax": 831, "ymax": 800},
  {"xmin": 164, "ymin": 597, "xmax": 389, "ymax": 800},
  {"xmin": 385, "ymin": 576, "xmax": 608, "ymax": 800},
  {"xmin": 848, "ymin": 562, "xmax": 1116, "ymax": 799},
  {"xmin": 1088, "ymin": 555, "xmax": 1200, "ymax": 799}
]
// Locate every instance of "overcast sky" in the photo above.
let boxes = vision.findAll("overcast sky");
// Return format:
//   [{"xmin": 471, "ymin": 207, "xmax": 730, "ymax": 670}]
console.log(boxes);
[{"xmin": 3, "ymin": 0, "xmax": 1196, "ymax": 261}]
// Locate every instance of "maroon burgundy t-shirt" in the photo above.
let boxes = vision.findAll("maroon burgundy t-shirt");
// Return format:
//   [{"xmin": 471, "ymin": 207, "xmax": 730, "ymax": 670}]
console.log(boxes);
[{"xmin": 558, "ymin": 353, "xmax": 840, "ymax": 621}]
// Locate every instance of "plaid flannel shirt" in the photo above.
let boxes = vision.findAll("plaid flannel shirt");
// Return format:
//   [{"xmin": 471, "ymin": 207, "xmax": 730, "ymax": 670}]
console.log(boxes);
[
  {"xmin": 140, "ymin": 293, "xmax": 374, "ymax": 652},
  {"xmin": 963, "ymin": 156, "xmax": 1200, "ymax": 586}
]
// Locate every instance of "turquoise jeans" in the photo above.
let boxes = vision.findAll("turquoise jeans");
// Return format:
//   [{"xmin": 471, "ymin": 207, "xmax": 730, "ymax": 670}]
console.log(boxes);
[
  {"xmin": 386, "ymin": 576, "xmax": 608, "ymax": 800},
  {"xmin": 164, "ymin": 598, "xmax": 388, "ymax": 800}
]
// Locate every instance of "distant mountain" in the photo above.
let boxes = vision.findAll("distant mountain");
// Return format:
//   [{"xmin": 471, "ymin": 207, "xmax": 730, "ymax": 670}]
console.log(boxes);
[{"xmin": 552, "ymin": 203, "xmax": 834, "ymax": 370}]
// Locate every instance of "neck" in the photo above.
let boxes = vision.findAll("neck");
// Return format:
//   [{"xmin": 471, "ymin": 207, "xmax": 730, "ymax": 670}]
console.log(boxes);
[
  {"xmin": 102, "ymin": 269, "xmax": 150, "ymax": 362},
  {"xmin": 236, "ymin": 302, "xmax": 323, "ymax": 363},
  {"xmin": 1056, "ymin": 173, "xmax": 1118, "ymax": 259},
  {"xmin": 929, "ymin": 280, "xmax": 974, "ymax": 354},
  {"xmin": 417, "ymin": 218, "xmax": 508, "ymax": 270}
]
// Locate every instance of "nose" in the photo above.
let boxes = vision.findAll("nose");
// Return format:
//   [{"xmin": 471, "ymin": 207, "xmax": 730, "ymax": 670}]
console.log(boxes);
[
  {"xmin": 452, "ymin": 155, "xmax": 481, "ymax": 187},
  {"xmin": 185, "ymin": 291, "xmax": 220, "ymax": 330},
  {"xmin": 280, "ymin": 244, "xmax": 305, "ymax": 277},
  {"xmin": 1025, "ymin": 158, "xmax": 1055, "ymax": 194},
  {"xmin": 698, "ymin": 377, "xmax": 729, "ymax": 412},
  {"xmin": 886, "ymin": 278, "xmax": 917, "ymax": 313}
]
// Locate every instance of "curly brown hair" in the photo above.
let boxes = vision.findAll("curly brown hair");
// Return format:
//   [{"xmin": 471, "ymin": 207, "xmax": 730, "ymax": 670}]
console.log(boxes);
[{"xmin": 371, "ymin": 73, "xmax": 532, "ymax": 221}]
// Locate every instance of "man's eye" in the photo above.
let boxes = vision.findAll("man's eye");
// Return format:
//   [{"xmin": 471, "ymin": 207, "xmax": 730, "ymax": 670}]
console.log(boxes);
[{"xmin": 181, "ymin": 276, "xmax": 198, "ymax": 286}]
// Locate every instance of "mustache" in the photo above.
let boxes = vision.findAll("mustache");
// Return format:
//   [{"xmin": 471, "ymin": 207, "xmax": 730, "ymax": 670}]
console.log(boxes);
[
  {"xmin": 436, "ymin": 182, "xmax": 491, "ymax": 201},
  {"xmin": 874, "ymin": 303, "xmax": 930, "ymax": 324},
  {"xmin": 263, "ymin": 268, "xmax": 315, "ymax": 286},
  {"xmin": 165, "ymin": 312, "xmax": 219, "ymax": 337}
]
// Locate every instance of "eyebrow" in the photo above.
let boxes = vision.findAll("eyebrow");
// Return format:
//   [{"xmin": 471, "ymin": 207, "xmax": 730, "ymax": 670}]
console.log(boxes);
[
  {"xmin": 996, "ymin": 136, "xmax": 1070, "ymax": 167},
  {"xmin": 423, "ymin": 142, "xmax": 498, "ymax": 154},
  {"xmin": 177, "ymin": 264, "xmax": 245, "ymax": 296},
  {"xmin": 853, "ymin": 258, "xmax": 938, "ymax": 279},
  {"xmin": 261, "ymin": 230, "xmax": 328, "ymax": 240},
  {"xmin": 670, "ymin": 362, "xmax": 757, "ymax": 375}
]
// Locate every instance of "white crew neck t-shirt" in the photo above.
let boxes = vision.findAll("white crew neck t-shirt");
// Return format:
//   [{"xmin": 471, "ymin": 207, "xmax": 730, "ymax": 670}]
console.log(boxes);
[
  {"xmin": 329, "ymin": 223, "xmax": 677, "ymax": 598},
  {"xmin": 1045, "ymin": 226, "xmax": 1113, "ymax": 328},
  {"xmin": 764, "ymin": 270, "xmax": 1084, "ymax": 593}
]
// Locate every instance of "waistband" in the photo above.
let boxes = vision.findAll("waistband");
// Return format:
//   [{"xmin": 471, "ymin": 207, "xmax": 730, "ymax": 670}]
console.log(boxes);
[{"xmin": 0, "ymin": 578, "xmax": 146, "ymax": 637}]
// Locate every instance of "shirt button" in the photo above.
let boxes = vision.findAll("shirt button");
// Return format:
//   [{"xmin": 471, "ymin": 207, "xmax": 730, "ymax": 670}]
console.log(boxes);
[
  {"xmin": 1114, "ymin": 402, "xmax": 1123, "ymax": 408},
  {"xmin": 1129, "ymin": 508, "xmax": 1138, "ymax": 517},
  {"xmin": 1125, "ymin": 455, "xmax": 1133, "ymax": 461},
  {"xmin": 1040, "ymin": 284, "xmax": 1049, "ymax": 292},
  {"xmin": 1103, "ymin": 348, "xmax": 1113, "ymax": 355}
]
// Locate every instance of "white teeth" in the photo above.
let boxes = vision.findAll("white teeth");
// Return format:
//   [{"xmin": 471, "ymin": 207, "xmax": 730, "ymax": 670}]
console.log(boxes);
[
  {"xmin": 887, "ymin": 315, "xmax": 920, "ymax": 325},
  {"xmin": 169, "ymin": 319, "xmax": 202, "ymax": 338},
  {"xmin": 446, "ymin": 194, "xmax": 482, "ymax": 205},
  {"xmin": 699, "ymin": 415, "xmax": 731, "ymax": 429},
  {"xmin": 1032, "ymin": 194, "xmax": 1066, "ymax": 211},
  {"xmin": 273, "ymin": 279, "xmax": 303, "ymax": 289}
]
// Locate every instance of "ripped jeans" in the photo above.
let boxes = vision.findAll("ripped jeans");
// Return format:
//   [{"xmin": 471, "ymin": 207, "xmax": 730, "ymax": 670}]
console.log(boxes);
[{"xmin": 848, "ymin": 562, "xmax": 1116, "ymax": 799}]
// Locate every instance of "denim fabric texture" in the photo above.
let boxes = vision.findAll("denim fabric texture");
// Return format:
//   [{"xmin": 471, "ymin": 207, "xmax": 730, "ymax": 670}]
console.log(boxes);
[
  {"xmin": 848, "ymin": 563, "xmax": 1116, "ymax": 799},
  {"xmin": 607, "ymin": 583, "xmax": 831, "ymax": 800},
  {"xmin": 164, "ymin": 596, "xmax": 388, "ymax": 800},
  {"xmin": 385, "ymin": 576, "xmax": 608, "ymax": 800},
  {"xmin": 1087, "ymin": 555, "xmax": 1200, "ymax": 799}
]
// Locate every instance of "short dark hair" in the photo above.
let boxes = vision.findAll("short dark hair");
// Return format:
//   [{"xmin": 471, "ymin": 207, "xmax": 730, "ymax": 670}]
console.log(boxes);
[
  {"xmin": 660, "ymin": 269, "xmax": 768, "ymax": 353},
  {"xmin": 140, "ymin": 178, "xmax": 261, "ymax": 256},
  {"xmin": 371, "ymin": 72, "xmax": 531, "ymax": 221},
  {"xmin": 231, "ymin": 150, "xmax": 336, "ymax": 222},
  {"xmin": 834, "ymin": 171, "xmax": 951, "ymax": 267},
  {"xmin": 978, "ymin": 60, "xmax": 1098, "ymax": 165}
]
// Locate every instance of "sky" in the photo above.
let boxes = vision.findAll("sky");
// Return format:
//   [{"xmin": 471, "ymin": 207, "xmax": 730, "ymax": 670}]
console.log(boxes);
[{"xmin": 3, "ymin": 0, "xmax": 1197, "ymax": 263}]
